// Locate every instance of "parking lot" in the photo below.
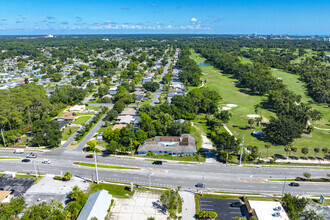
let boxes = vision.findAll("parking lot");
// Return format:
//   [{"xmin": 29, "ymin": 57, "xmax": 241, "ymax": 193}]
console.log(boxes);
[
  {"xmin": 109, "ymin": 191, "xmax": 168, "ymax": 220},
  {"xmin": 199, "ymin": 198, "xmax": 248, "ymax": 220},
  {"xmin": 0, "ymin": 174, "xmax": 36, "ymax": 197},
  {"xmin": 24, "ymin": 175, "xmax": 89, "ymax": 206}
]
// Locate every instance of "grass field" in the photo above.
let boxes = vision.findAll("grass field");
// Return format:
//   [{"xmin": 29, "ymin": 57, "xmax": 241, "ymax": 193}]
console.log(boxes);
[
  {"xmin": 61, "ymin": 126, "xmax": 79, "ymax": 141},
  {"xmin": 72, "ymin": 116, "xmax": 91, "ymax": 125},
  {"xmin": 271, "ymin": 68, "xmax": 330, "ymax": 129},
  {"xmin": 190, "ymin": 50, "xmax": 329, "ymax": 159},
  {"xmin": 76, "ymin": 162, "xmax": 132, "ymax": 169},
  {"xmin": 88, "ymin": 182, "xmax": 134, "ymax": 198},
  {"xmin": 190, "ymin": 125, "xmax": 203, "ymax": 150},
  {"xmin": 75, "ymin": 112, "xmax": 95, "ymax": 116},
  {"xmin": 86, "ymin": 106, "xmax": 101, "ymax": 111}
]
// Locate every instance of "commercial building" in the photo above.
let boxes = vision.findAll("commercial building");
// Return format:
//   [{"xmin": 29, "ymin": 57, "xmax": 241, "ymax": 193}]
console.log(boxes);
[
  {"xmin": 137, "ymin": 134, "xmax": 197, "ymax": 156},
  {"xmin": 77, "ymin": 190, "xmax": 113, "ymax": 220},
  {"xmin": 246, "ymin": 200, "xmax": 289, "ymax": 220}
]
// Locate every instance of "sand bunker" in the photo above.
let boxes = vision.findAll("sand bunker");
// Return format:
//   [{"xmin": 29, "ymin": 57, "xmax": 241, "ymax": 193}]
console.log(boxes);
[
  {"xmin": 227, "ymin": 104, "xmax": 238, "ymax": 108},
  {"xmin": 222, "ymin": 107, "xmax": 232, "ymax": 110},
  {"xmin": 247, "ymin": 114, "xmax": 260, "ymax": 118}
]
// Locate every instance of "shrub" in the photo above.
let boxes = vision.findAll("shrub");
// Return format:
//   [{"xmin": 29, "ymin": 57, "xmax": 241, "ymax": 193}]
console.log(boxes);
[
  {"xmin": 196, "ymin": 211, "xmax": 218, "ymax": 219},
  {"xmin": 303, "ymin": 172, "xmax": 311, "ymax": 179},
  {"xmin": 147, "ymin": 151, "xmax": 155, "ymax": 156}
]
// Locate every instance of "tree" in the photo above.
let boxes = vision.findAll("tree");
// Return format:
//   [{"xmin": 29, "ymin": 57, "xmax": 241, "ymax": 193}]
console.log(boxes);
[
  {"xmin": 0, "ymin": 197, "xmax": 26, "ymax": 219},
  {"xmin": 21, "ymin": 200, "xmax": 67, "ymax": 220},
  {"xmin": 63, "ymin": 172, "xmax": 72, "ymax": 181},
  {"xmin": 303, "ymin": 172, "xmax": 311, "ymax": 179},
  {"xmin": 284, "ymin": 146, "xmax": 291, "ymax": 158},
  {"xmin": 248, "ymin": 119, "xmax": 255, "ymax": 129},
  {"xmin": 217, "ymin": 110, "xmax": 232, "ymax": 124},
  {"xmin": 301, "ymin": 147, "xmax": 309, "ymax": 157},
  {"xmin": 282, "ymin": 193, "xmax": 308, "ymax": 219},
  {"xmin": 314, "ymin": 147, "xmax": 320, "ymax": 157},
  {"xmin": 143, "ymin": 82, "xmax": 160, "ymax": 92},
  {"xmin": 113, "ymin": 100, "xmax": 125, "ymax": 113},
  {"xmin": 106, "ymin": 109, "xmax": 118, "ymax": 121},
  {"xmin": 322, "ymin": 147, "xmax": 328, "ymax": 156},
  {"xmin": 265, "ymin": 144, "xmax": 271, "ymax": 158},
  {"xmin": 30, "ymin": 119, "xmax": 62, "ymax": 147},
  {"xmin": 160, "ymin": 187, "xmax": 182, "ymax": 219},
  {"xmin": 87, "ymin": 140, "xmax": 98, "ymax": 151},
  {"xmin": 290, "ymin": 146, "xmax": 298, "ymax": 156}
]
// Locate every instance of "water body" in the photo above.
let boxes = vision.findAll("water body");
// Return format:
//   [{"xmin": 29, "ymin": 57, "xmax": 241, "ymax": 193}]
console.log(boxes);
[{"xmin": 198, "ymin": 62, "xmax": 211, "ymax": 66}]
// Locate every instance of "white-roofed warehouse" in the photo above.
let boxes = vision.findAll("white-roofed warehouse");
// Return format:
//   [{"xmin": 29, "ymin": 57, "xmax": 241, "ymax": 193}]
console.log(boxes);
[{"xmin": 77, "ymin": 190, "xmax": 112, "ymax": 220}]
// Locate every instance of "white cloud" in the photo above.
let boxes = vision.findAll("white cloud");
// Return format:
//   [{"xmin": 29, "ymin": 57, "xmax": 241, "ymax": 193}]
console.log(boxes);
[{"xmin": 190, "ymin": 17, "xmax": 197, "ymax": 23}]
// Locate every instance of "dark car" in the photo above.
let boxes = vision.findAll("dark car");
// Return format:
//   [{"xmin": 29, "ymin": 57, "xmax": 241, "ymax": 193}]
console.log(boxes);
[
  {"xmin": 289, "ymin": 182, "xmax": 300, "ymax": 187},
  {"xmin": 21, "ymin": 159, "xmax": 31, "ymax": 162},
  {"xmin": 10, "ymin": 189, "xmax": 15, "ymax": 195},
  {"xmin": 195, "ymin": 183, "xmax": 205, "ymax": 188},
  {"xmin": 86, "ymin": 155, "xmax": 94, "ymax": 158},
  {"xmin": 152, "ymin": 161, "xmax": 163, "ymax": 165},
  {"xmin": 230, "ymin": 202, "xmax": 243, "ymax": 207}
]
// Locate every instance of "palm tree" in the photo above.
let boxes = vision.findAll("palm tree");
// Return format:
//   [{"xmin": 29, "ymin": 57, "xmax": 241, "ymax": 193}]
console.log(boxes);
[
  {"xmin": 248, "ymin": 119, "xmax": 255, "ymax": 129},
  {"xmin": 290, "ymin": 146, "xmax": 298, "ymax": 157},
  {"xmin": 265, "ymin": 144, "xmax": 271, "ymax": 158}
]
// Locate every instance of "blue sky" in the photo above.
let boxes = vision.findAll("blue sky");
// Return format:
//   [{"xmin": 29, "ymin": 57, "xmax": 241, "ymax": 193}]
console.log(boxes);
[{"xmin": 0, "ymin": 0, "xmax": 329, "ymax": 35}]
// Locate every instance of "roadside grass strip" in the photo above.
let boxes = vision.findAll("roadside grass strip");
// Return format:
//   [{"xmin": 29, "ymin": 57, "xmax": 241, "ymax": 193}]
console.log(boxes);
[{"xmin": 74, "ymin": 162, "xmax": 134, "ymax": 170}]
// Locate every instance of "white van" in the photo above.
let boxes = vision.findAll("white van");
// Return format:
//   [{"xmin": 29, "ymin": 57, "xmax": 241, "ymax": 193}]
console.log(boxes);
[{"xmin": 14, "ymin": 149, "xmax": 24, "ymax": 154}]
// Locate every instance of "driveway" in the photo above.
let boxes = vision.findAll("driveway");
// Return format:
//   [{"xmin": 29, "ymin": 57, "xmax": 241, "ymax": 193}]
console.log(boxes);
[{"xmin": 179, "ymin": 190, "xmax": 196, "ymax": 220}]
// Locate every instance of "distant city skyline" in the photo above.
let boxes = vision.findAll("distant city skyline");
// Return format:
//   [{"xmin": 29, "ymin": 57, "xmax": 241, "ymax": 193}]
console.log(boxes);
[{"xmin": 0, "ymin": 0, "xmax": 329, "ymax": 35}]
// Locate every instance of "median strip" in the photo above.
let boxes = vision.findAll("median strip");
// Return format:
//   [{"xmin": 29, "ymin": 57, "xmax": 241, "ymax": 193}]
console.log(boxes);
[{"xmin": 74, "ymin": 162, "xmax": 134, "ymax": 170}]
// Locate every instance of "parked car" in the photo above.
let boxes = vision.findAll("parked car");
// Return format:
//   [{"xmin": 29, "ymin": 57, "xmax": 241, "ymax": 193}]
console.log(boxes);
[
  {"xmin": 86, "ymin": 155, "xmax": 94, "ymax": 158},
  {"xmin": 10, "ymin": 189, "xmax": 15, "ymax": 195},
  {"xmin": 26, "ymin": 153, "xmax": 37, "ymax": 158},
  {"xmin": 230, "ymin": 202, "xmax": 243, "ymax": 207},
  {"xmin": 42, "ymin": 159, "xmax": 51, "ymax": 164},
  {"xmin": 289, "ymin": 182, "xmax": 300, "ymax": 187},
  {"xmin": 21, "ymin": 159, "xmax": 31, "ymax": 162},
  {"xmin": 195, "ymin": 183, "xmax": 205, "ymax": 188},
  {"xmin": 152, "ymin": 161, "xmax": 163, "ymax": 165}
]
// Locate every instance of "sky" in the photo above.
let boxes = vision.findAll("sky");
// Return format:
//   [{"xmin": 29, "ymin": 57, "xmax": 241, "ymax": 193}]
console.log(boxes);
[{"xmin": 0, "ymin": 0, "xmax": 329, "ymax": 35}]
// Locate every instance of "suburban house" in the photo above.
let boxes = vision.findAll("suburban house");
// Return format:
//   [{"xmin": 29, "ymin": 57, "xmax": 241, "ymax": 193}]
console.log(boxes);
[
  {"xmin": 120, "ymin": 108, "xmax": 137, "ymax": 116},
  {"xmin": 137, "ymin": 134, "xmax": 197, "ymax": 156},
  {"xmin": 116, "ymin": 115, "xmax": 134, "ymax": 125},
  {"xmin": 113, "ymin": 124, "xmax": 127, "ymax": 130},
  {"xmin": 69, "ymin": 105, "xmax": 85, "ymax": 112},
  {"xmin": 77, "ymin": 190, "xmax": 112, "ymax": 220},
  {"xmin": 246, "ymin": 200, "xmax": 289, "ymax": 220},
  {"xmin": 56, "ymin": 112, "xmax": 76, "ymax": 129}
]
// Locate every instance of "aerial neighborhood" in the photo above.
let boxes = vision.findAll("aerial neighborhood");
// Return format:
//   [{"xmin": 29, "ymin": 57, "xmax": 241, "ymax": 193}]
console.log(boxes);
[{"xmin": 0, "ymin": 35, "xmax": 329, "ymax": 220}]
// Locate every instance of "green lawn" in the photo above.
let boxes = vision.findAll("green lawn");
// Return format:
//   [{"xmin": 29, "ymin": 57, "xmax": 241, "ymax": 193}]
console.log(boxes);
[
  {"xmin": 15, "ymin": 174, "xmax": 37, "ymax": 179},
  {"xmin": 190, "ymin": 50, "xmax": 329, "ymax": 159},
  {"xmin": 76, "ymin": 162, "xmax": 132, "ymax": 169},
  {"xmin": 0, "ymin": 157, "xmax": 20, "ymax": 159},
  {"xmin": 190, "ymin": 50, "xmax": 276, "ymax": 148},
  {"xmin": 86, "ymin": 106, "xmax": 101, "ymax": 111},
  {"xmin": 88, "ymin": 183, "xmax": 134, "ymax": 198},
  {"xmin": 17, "ymin": 135, "xmax": 29, "ymax": 146},
  {"xmin": 98, "ymin": 125, "xmax": 112, "ymax": 134},
  {"xmin": 190, "ymin": 126, "xmax": 203, "ymax": 150},
  {"xmin": 271, "ymin": 68, "xmax": 329, "ymax": 129},
  {"xmin": 72, "ymin": 116, "xmax": 92, "ymax": 125},
  {"xmin": 75, "ymin": 112, "xmax": 95, "ymax": 116},
  {"xmin": 137, "ymin": 154, "xmax": 206, "ymax": 162},
  {"xmin": 61, "ymin": 126, "xmax": 79, "ymax": 141}
]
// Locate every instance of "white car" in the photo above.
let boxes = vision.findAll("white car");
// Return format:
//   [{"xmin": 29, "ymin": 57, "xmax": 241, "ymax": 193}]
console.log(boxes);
[{"xmin": 42, "ymin": 159, "xmax": 51, "ymax": 164}]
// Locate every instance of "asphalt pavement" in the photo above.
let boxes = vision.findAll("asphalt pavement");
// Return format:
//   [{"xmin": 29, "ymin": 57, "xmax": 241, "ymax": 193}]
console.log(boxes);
[{"xmin": 0, "ymin": 150, "xmax": 329, "ymax": 196}]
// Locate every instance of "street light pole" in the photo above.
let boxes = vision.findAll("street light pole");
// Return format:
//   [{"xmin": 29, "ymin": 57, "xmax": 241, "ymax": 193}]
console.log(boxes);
[
  {"xmin": 33, "ymin": 161, "xmax": 38, "ymax": 178},
  {"xmin": 239, "ymin": 135, "xmax": 244, "ymax": 166},
  {"xmin": 1, "ymin": 129, "xmax": 6, "ymax": 148},
  {"xmin": 281, "ymin": 176, "xmax": 287, "ymax": 199},
  {"xmin": 94, "ymin": 150, "xmax": 99, "ymax": 184}
]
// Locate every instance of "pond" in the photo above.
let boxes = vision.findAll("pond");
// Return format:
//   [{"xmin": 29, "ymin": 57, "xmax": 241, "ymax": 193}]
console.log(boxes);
[{"xmin": 198, "ymin": 62, "xmax": 211, "ymax": 66}]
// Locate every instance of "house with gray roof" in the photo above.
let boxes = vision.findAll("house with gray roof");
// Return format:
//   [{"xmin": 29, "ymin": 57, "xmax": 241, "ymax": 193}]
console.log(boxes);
[
  {"xmin": 137, "ymin": 134, "xmax": 196, "ymax": 156},
  {"xmin": 77, "ymin": 190, "xmax": 112, "ymax": 220}
]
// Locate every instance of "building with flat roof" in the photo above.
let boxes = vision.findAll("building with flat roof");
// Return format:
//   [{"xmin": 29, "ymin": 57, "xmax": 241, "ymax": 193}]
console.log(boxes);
[
  {"xmin": 137, "ymin": 134, "xmax": 196, "ymax": 156},
  {"xmin": 77, "ymin": 190, "xmax": 112, "ymax": 220},
  {"xmin": 116, "ymin": 115, "xmax": 134, "ymax": 124},
  {"xmin": 246, "ymin": 200, "xmax": 289, "ymax": 220}
]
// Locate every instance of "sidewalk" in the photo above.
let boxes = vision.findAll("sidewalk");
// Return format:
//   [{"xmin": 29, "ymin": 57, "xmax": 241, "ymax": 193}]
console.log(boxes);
[{"xmin": 179, "ymin": 190, "xmax": 196, "ymax": 220}]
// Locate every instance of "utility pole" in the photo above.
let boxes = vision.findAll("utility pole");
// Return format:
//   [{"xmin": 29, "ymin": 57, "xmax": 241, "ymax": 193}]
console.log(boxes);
[
  {"xmin": 33, "ymin": 161, "xmax": 38, "ymax": 178},
  {"xmin": 281, "ymin": 176, "xmax": 287, "ymax": 199},
  {"xmin": 239, "ymin": 135, "xmax": 244, "ymax": 166},
  {"xmin": 94, "ymin": 150, "xmax": 99, "ymax": 184},
  {"xmin": 1, "ymin": 129, "xmax": 6, "ymax": 148}
]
